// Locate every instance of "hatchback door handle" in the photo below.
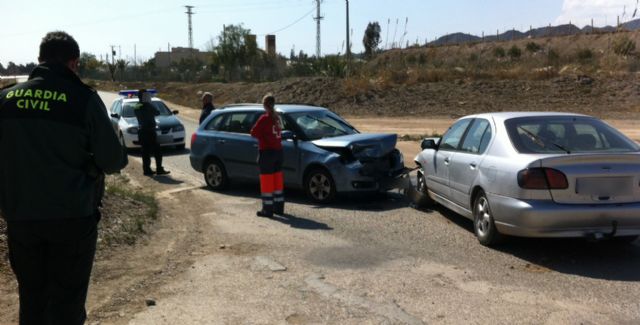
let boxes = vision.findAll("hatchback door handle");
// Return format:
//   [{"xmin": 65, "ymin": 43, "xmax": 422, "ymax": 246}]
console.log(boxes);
[
  {"xmin": 444, "ymin": 157, "xmax": 450, "ymax": 164},
  {"xmin": 217, "ymin": 139, "xmax": 226, "ymax": 144},
  {"xmin": 470, "ymin": 163, "xmax": 477, "ymax": 169},
  {"xmin": 252, "ymin": 144, "xmax": 258, "ymax": 148}
]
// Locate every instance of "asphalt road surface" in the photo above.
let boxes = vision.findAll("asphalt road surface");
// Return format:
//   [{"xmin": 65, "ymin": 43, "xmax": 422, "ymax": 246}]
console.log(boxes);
[{"xmin": 96, "ymin": 91, "xmax": 640, "ymax": 324}]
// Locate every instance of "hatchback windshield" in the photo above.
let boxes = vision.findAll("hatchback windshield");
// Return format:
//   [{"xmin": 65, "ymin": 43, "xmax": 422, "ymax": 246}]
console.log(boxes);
[
  {"xmin": 288, "ymin": 111, "xmax": 357, "ymax": 140},
  {"xmin": 506, "ymin": 116, "xmax": 640, "ymax": 153},
  {"xmin": 122, "ymin": 101, "xmax": 172, "ymax": 118}
]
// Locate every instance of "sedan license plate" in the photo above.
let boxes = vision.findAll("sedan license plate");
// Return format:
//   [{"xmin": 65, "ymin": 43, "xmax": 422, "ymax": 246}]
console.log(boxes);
[
  {"xmin": 156, "ymin": 134, "xmax": 173, "ymax": 144},
  {"xmin": 576, "ymin": 177, "xmax": 633, "ymax": 196}
]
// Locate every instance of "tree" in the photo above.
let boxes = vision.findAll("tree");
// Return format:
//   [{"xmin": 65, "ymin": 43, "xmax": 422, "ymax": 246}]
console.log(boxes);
[
  {"xmin": 116, "ymin": 59, "xmax": 128, "ymax": 80},
  {"xmin": 78, "ymin": 52, "xmax": 102, "ymax": 78},
  {"xmin": 363, "ymin": 21, "xmax": 382, "ymax": 58},
  {"xmin": 0, "ymin": 62, "xmax": 4, "ymax": 74},
  {"xmin": 214, "ymin": 24, "xmax": 257, "ymax": 81}
]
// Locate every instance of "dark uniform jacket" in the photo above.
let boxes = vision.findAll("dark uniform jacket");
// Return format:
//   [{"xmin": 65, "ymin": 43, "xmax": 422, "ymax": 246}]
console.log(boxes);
[
  {"xmin": 199, "ymin": 103, "xmax": 215, "ymax": 124},
  {"xmin": 134, "ymin": 101, "xmax": 158, "ymax": 131},
  {"xmin": 0, "ymin": 63, "xmax": 128, "ymax": 221}
]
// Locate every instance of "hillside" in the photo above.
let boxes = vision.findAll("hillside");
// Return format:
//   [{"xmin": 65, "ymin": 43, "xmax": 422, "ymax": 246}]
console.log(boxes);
[{"xmin": 96, "ymin": 30, "xmax": 640, "ymax": 119}]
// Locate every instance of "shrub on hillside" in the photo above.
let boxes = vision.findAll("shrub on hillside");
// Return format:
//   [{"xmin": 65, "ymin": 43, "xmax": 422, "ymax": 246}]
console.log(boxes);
[
  {"xmin": 508, "ymin": 45, "xmax": 522, "ymax": 59},
  {"xmin": 547, "ymin": 48, "xmax": 561, "ymax": 66},
  {"xmin": 493, "ymin": 46, "xmax": 506, "ymax": 58},
  {"xmin": 576, "ymin": 48, "xmax": 594, "ymax": 62},
  {"xmin": 525, "ymin": 42, "xmax": 542, "ymax": 53},
  {"xmin": 613, "ymin": 36, "xmax": 636, "ymax": 56}
]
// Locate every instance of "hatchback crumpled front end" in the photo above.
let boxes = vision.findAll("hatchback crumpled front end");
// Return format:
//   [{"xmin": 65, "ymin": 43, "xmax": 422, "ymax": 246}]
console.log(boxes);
[{"xmin": 312, "ymin": 133, "xmax": 411, "ymax": 192}]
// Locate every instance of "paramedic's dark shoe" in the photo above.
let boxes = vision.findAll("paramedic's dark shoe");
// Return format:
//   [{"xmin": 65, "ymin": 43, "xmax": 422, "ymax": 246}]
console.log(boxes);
[
  {"xmin": 256, "ymin": 210, "xmax": 272, "ymax": 218},
  {"xmin": 143, "ymin": 170, "xmax": 155, "ymax": 176}
]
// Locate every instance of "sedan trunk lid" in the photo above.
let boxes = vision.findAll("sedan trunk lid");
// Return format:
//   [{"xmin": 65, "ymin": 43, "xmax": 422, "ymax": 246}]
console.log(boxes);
[{"xmin": 539, "ymin": 154, "xmax": 640, "ymax": 204}]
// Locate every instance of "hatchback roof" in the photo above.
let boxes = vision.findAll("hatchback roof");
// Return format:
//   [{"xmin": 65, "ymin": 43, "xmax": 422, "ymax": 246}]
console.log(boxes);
[{"xmin": 217, "ymin": 104, "xmax": 327, "ymax": 113}]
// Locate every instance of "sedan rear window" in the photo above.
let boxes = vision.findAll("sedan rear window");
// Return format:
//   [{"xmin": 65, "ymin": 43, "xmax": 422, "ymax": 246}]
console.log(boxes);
[
  {"xmin": 121, "ymin": 101, "xmax": 172, "ymax": 117},
  {"xmin": 505, "ymin": 116, "xmax": 639, "ymax": 153}
]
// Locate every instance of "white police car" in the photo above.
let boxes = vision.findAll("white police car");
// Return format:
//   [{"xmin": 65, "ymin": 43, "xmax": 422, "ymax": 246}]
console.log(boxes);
[{"xmin": 109, "ymin": 90, "xmax": 186, "ymax": 150}]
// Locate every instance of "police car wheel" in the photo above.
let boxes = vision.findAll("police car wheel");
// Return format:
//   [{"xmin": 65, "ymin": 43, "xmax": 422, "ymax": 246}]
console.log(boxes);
[{"xmin": 204, "ymin": 159, "xmax": 228, "ymax": 190}]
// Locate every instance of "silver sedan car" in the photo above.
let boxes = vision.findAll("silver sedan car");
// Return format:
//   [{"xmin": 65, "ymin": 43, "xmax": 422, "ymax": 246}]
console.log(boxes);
[{"xmin": 413, "ymin": 112, "xmax": 640, "ymax": 246}]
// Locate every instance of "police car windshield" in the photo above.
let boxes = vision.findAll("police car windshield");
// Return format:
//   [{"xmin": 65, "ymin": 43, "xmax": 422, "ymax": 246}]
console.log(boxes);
[{"xmin": 122, "ymin": 101, "xmax": 172, "ymax": 118}]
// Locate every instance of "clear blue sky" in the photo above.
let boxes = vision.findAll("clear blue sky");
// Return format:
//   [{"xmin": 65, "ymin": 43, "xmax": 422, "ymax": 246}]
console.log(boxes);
[{"xmin": 0, "ymin": 0, "xmax": 637, "ymax": 65}]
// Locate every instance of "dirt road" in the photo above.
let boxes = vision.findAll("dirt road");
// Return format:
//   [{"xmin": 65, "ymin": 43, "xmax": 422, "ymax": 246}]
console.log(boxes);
[{"xmin": 2, "ymin": 94, "xmax": 640, "ymax": 324}]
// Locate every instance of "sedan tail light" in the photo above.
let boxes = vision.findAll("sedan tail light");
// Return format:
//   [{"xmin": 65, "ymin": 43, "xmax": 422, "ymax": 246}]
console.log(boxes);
[
  {"xmin": 191, "ymin": 133, "xmax": 197, "ymax": 147},
  {"xmin": 518, "ymin": 168, "xmax": 568, "ymax": 189}
]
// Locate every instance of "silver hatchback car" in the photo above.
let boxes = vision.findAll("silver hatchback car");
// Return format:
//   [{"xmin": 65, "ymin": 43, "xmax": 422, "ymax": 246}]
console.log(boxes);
[{"xmin": 413, "ymin": 112, "xmax": 640, "ymax": 246}]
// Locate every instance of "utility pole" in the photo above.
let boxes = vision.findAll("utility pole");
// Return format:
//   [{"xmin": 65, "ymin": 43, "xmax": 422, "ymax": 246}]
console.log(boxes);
[
  {"xmin": 185, "ymin": 5, "xmax": 195, "ymax": 49},
  {"xmin": 109, "ymin": 45, "xmax": 116, "ymax": 65},
  {"xmin": 314, "ymin": 0, "xmax": 323, "ymax": 58},
  {"xmin": 345, "ymin": 0, "xmax": 350, "ymax": 62}
]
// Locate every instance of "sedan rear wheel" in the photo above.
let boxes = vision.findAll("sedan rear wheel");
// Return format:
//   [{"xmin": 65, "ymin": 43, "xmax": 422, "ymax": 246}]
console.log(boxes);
[
  {"xmin": 204, "ymin": 159, "xmax": 228, "ymax": 190},
  {"xmin": 305, "ymin": 168, "xmax": 335, "ymax": 203},
  {"xmin": 473, "ymin": 191, "xmax": 503, "ymax": 246}
]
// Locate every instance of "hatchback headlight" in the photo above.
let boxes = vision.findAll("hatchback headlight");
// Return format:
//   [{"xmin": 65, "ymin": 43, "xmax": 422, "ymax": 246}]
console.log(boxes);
[
  {"xmin": 126, "ymin": 126, "xmax": 139, "ymax": 134},
  {"xmin": 172, "ymin": 125, "xmax": 185, "ymax": 132}
]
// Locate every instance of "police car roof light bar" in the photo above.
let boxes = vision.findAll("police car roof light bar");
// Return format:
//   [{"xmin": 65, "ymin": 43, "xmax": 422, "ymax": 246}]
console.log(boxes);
[{"xmin": 118, "ymin": 89, "xmax": 158, "ymax": 98}]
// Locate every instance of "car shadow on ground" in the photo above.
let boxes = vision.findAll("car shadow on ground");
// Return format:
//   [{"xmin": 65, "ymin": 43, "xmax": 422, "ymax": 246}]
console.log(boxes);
[
  {"xmin": 260, "ymin": 213, "xmax": 333, "ymax": 231},
  {"xmin": 425, "ymin": 205, "xmax": 640, "ymax": 282},
  {"xmin": 126, "ymin": 147, "xmax": 190, "ymax": 157},
  {"xmin": 207, "ymin": 182, "xmax": 410, "ymax": 213}
]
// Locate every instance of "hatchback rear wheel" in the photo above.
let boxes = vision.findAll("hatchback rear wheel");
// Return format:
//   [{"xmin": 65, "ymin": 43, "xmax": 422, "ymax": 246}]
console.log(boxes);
[
  {"xmin": 473, "ymin": 190, "xmax": 503, "ymax": 246},
  {"xmin": 204, "ymin": 159, "xmax": 228, "ymax": 190}
]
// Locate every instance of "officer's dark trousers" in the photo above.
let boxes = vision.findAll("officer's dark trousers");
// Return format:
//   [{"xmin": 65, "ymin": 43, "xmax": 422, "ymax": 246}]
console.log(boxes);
[
  {"xmin": 7, "ymin": 216, "xmax": 98, "ymax": 325},
  {"xmin": 139, "ymin": 129, "xmax": 163, "ymax": 173},
  {"xmin": 258, "ymin": 149, "xmax": 284, "ymax": 216}
]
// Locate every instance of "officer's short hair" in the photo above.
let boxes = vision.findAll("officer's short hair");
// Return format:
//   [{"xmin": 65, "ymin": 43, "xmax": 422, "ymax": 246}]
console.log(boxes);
[
  {"xmin": 202, "ymin": 92, "xmax": 213, "ymax": 100},
  {"xmin": 38, "ymin": 31, "xmax": 80, "ymax": 64},
  {"xmin": 262, "ymin": 93, "xmax": 275, "ymax": 108}
]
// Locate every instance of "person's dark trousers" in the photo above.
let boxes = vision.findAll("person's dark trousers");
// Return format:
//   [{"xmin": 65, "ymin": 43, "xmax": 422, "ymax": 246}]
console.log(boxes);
[
  {"xmin": 139, "ymin": 129, "xmax": 163, "ymax": 173},
  {"xmin": 258, "ymin": 149, "xmax": 284, "ymax": 216},
  {"xmin": 6, "ymin": 215, "xmax": 98, "ymax": 325}
]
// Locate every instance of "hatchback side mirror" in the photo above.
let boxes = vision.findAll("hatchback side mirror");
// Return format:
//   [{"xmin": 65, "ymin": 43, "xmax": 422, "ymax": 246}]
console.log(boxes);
[
  {"xmin": 281, "ymin": 130, "xmax": 296, "ymax": 141},
  {"xmin": 172, "ymin": 110, "xmax": 179, "ymax": 115},
  {"xmin": 421, "ymin": 138, "xmax": 439, "ymax": 150}
]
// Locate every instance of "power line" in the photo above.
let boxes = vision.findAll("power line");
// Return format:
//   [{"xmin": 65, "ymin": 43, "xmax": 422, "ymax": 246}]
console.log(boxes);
[{"xmin": 261, "ymin": 6, "xmax": 316, "ymax": 35}]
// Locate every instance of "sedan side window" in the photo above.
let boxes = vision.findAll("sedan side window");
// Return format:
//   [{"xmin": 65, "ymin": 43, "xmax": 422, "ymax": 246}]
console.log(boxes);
[
  {"xmin": 461, "ymin": 119, "xmax": 491, "ymax": 154},
  {"xmin": 439, "ymin": 119, "xmax": 472, "ymax": 151}
]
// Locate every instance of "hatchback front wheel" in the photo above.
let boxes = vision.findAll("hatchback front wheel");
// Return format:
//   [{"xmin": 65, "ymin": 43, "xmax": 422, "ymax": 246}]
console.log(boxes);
[{"xmin": 304, "ymin": 168, "xmax": 336, "ymax": 203}]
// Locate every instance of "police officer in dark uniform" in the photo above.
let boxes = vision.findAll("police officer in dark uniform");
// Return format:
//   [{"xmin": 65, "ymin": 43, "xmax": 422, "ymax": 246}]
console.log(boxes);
[
  {"xmin": 0, "ymin": 31, "xmax": 128, "ymax": 325},
  {"xmin": 135, "ymin": 89, "xmax": 169, "ymax": 176}
]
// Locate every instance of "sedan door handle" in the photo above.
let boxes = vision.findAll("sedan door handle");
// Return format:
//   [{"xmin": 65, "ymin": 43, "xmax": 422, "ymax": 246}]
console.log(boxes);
[
  {"xmin": 444, "ymin": 157, "xmax": 450, "ymax": 164},
  {"xmin": 252, "ymin": 144, "xmax": 258, "ymax": 148},
  {"xmin": 469, "ymin": 163, "xmax": 477, "ymax": 170},
  {"xmin": 217, "ymin": 139, "xmax": 226, "ymax": 144}
]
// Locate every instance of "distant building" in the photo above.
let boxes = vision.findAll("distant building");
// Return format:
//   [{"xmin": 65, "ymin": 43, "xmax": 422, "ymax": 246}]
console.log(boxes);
[
  {"xmin": 154, "ymin": 47, "xmax": 212, "ymax": 68},
  {"xmin": 265, "ymin": 35, "xmax": 276, "ymax": 56}
]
